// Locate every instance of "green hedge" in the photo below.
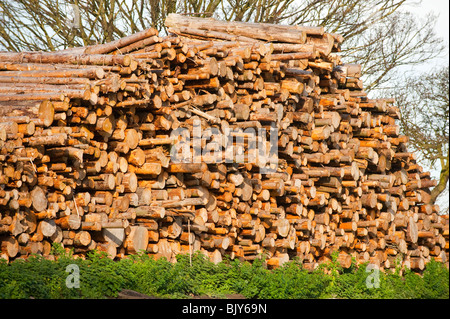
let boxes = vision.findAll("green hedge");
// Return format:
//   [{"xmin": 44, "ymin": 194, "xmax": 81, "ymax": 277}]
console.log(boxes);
[{"xmin": 0, "ymin": 246, "xmax": 448, "ymax": 299}]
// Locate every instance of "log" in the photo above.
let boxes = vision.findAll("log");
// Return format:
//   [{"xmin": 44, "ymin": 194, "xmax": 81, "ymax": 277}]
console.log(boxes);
[
  {"xmin": 0, "ymin": 52, "xmax": 132, "ymax": 67},
  {"xmin": 96, "ymin": 242, "xmax": 117, "ymax": 259},
  {"xmin": 0, "ymin": 100, "xmax": 54, "ymax": 127},
  {"xmin": 1, "ymin": 236, "xmax": 19, "ymax": 258},
  {"xmin": 133, "ymin": 206, "xmax": 166, "ymax": 219},
  {"xmin": 37, "ymin": 219, "xmax": 57, "ymax": 238},
  {"xmin": 85, "ymin": 28, "xmax": 159, "ymax": 54},
  {"xmin": 166, "ymin": 14, "xmax": 307, "ymax": 44},
  {"xmin": 98, "ymin": 228, "xmax": 126, "ymax": 247},
  {"xmin": 124, "ymin": 226, "xmax": 149, "ymax": 254},
  {"xmin": 74, "ymin": 231, "xmax": 92, "ymax": 247},
  {"xmin": 55, "ymin": 215, "xmax": 81, "ymax": 230}
]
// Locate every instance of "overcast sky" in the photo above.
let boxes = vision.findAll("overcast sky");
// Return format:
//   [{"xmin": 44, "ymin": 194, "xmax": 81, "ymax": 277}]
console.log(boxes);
[
  {"xmin": 406, "ymin": 0, "xmax": 449, "ymax": 64},
  {"xmin": 411, "ymin": 0, "xmax": 449, "ymax": 45}
]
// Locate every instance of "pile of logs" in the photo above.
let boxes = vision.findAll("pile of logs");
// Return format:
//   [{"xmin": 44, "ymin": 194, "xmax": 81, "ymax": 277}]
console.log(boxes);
[{"xmin": 0, "ymin": 14, "xmax": 448, "ymax": 272}]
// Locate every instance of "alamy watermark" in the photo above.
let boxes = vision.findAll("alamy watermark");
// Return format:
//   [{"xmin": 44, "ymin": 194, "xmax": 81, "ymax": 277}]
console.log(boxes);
[
  {"xmin": 65, "ymin": 264, "xmax": 80, "ymax": 289},
  {"xmin": 170, "ymin": 118, "xmax": 279, "ymax": 174},
  {"xmin": 65, "ymin": 2, "xmax": 81, "ymax": 29},
  {"xmin": 365, "ymin": 263, "xmax": 380, "ymax": 288}
]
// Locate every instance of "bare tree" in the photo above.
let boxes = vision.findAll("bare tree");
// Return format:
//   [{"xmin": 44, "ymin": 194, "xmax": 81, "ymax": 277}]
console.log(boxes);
[
  {"xmin": 346, "ymin": 11, "xmax": 445, "ymax": 92},
  {"xmin": 0, "ymin": 0, "xmax": 179, "ymax": 51},
  {"xmin": 391, "ymin": 65, "xmax": 449, "ymax": 211}
]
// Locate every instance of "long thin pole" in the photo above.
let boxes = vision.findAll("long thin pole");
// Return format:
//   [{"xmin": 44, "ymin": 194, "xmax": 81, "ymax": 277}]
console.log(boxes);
[{"xmin": 188, "ymin": 219, "xmax": 192, "ymax": 267}]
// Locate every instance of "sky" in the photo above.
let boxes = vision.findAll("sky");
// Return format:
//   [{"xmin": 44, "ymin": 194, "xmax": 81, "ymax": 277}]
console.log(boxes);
[
  {"xmin": 408, "ymin": 0, "xmax": 449, "ymax": 45},
  {"xmin": 405, "ymin": 0, "xmax": 449, "ymax": 66}
]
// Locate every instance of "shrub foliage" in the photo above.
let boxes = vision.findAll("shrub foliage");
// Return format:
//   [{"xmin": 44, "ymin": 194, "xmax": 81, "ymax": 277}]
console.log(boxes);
[{"xmin": 0, "ymin": 246, "xmax": 448, "ymax": 299}]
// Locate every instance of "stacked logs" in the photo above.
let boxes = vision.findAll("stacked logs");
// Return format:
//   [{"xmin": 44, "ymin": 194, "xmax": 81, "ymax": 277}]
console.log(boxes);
[{"xmin": 0, "ymin": 14, "xmax": 447, "ymax": 272}]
